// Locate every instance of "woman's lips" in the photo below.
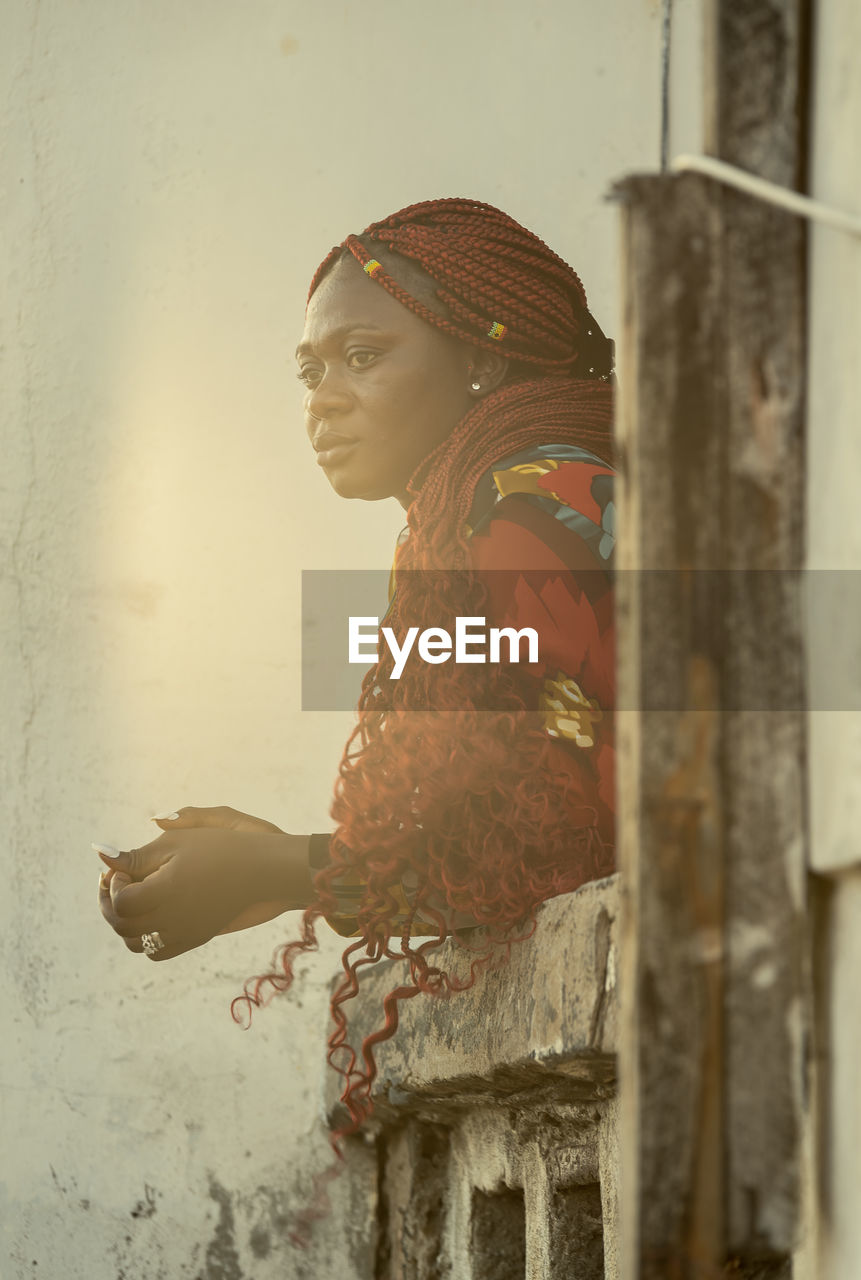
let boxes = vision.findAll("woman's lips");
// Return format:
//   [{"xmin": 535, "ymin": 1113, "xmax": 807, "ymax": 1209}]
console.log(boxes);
[
  {"xmin": 314, "ymin": 440, "xmax": 358, "ymax": 467},
  {"xmin": 312, "ymin": 431, "xmax": 358, "ymax": 468}
]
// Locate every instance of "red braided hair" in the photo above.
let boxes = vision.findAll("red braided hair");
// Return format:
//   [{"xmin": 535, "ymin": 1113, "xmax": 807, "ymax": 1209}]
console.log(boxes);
[
  {"xmin": 308, "ymin": 197, "xmax": 604, "ymax": 375},
  {"xmin": 234, "ymin": 200, "xmax": 615, "ymax": 1237}
]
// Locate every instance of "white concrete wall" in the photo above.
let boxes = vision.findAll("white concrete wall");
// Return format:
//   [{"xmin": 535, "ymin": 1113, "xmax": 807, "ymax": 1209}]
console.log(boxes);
[
  {"xmin": 1, "ymin": 1, "xmax": 683, "ymax": 1275},
  {"xmin": 805, "ymin": 0, "xmax": 861, "ymax": 1275},
  {"xmin": 806, "ymin": 0, "xmax": 861, "ymax": 870}
]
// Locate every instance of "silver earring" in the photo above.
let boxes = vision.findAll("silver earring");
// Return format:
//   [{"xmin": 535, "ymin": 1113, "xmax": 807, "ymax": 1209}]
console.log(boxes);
[{"xmin": 471, "ymin": 381, "xmax": 481, "ymax": 392}]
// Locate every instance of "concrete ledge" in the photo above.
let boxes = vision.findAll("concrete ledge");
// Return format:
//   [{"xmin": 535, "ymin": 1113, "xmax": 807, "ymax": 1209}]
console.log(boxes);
[{"xmin": 325, "ymin": 875, "xmax": 619, "ymax": 1124}]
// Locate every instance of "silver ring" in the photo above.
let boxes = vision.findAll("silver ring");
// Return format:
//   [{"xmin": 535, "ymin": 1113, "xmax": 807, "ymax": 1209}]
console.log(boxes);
[{"xmin": 141, "ymin": 932, "xmax": 165, "ymax": 958}]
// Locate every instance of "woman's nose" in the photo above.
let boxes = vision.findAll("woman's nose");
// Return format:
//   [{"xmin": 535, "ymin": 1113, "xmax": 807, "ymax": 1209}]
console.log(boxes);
[{"xmin": 305, "ymin": 367, "xmax": 351, "ymax": 420}]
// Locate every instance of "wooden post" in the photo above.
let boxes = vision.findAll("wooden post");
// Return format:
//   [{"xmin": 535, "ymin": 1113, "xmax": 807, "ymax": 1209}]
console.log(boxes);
[
  {"xmin": 615, "ymin": 1, "xmax": 808, "ymax": 1273},
  {"xmin": 615, "ymin": 164, "xmax": 806, "ymax": 1277},
  {"xmin": 707, "ymin": 2, "xmax": 809, "ymax": 1254}
]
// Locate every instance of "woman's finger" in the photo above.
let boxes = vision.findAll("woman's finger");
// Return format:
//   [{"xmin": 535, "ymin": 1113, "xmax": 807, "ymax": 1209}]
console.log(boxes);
[
  {"xmin": 110, "ymin": 861, "xmax": 172, "ymax": 919},
  {"xmin": 99, "ymin": 874, "xmax": 145, "ymax": 948},
  {"xmin": 99, "ymin": 870, "xmax": 123, "ymax": 925},
  {"xmin": 98, "ymin": 871, "xmax": 184, "ymax": 956},
  {"xmin": 150, "ymin": 805, "xmax": 284, "ymax": 835},
  {"xmin": 100, "ymin": 873, "xmax": 145, "ymax": 937},
  {"xmin": 94, "ymin": 840, "xmax": 170, "ymax": 881},
  {"xmin": 98, "ymin": 872, "xmax": 113, "ymax": 923},
  {"xmin": 101, "ymin": 887, "xmax": 175, "ymax": 956}
]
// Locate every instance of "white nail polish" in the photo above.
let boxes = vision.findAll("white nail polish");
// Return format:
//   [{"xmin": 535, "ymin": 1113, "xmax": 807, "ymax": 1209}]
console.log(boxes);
[
  {"xmin": 92, "ymin": 843, "xmax": 121, "ymax": 858},
  {"xmin": 150, "ymin": 810, "xmax": 179, "ymax": 822}
]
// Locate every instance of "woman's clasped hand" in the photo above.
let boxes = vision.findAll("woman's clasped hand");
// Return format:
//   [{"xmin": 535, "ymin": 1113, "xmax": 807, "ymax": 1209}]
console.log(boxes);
[{"xmin": 95, "ymin": 806, "xmax": 314, "ymax": 960}]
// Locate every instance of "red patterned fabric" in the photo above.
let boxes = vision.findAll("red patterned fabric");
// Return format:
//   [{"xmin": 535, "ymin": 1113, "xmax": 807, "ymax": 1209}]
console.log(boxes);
[
  {"xmin": 316, "ymin": 452, "xmax": 616, "ymax": 938},
  {"xmin": 469, "ymin": 494, "xmax": 615, "ymax": 853}
]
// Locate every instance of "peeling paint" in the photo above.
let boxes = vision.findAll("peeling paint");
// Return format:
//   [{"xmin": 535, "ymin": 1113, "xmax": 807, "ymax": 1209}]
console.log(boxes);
[
  {"xmin": 200, "ymin": 1177, "xmax": 243, "ymax": 1280},
  {"xmin": 247, "ymin": 1183, "xmax": 294, "ymax": 1255},
  {"xmin": 249, "ymin": 1224, "xmax": 271, "ymax": 1258}
]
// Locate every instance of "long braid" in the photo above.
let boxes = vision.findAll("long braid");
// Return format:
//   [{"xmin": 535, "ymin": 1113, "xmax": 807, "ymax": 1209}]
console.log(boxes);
[
  {"xmin": 405, "ymin": 377, "xmax": 614, "ymax": 566},
  {"xmin": 235, "ymin": 201, "xmax": 616, "ymax": 1230}
]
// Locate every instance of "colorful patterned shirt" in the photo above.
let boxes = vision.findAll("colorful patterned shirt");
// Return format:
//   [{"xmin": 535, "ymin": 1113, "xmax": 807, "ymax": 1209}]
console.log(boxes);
[{"xmin": 310, "ymin": 442, "xmax": 616, "ymax": 936}]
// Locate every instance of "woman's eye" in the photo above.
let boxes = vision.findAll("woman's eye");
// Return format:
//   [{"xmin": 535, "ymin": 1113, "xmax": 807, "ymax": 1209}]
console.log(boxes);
[
  {"xmin": 296, "ymin": 367, "xmax": 322, "ymax": 388},
  {"xmin": 347, "ymin": 350, "xmax": 378, "ymax": 370}
]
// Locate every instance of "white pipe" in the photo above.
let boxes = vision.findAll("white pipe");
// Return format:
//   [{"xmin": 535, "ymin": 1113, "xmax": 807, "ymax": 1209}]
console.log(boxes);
[{"xmin": 672, "ymin": 153, "xmax": 861, "ymax": 238}]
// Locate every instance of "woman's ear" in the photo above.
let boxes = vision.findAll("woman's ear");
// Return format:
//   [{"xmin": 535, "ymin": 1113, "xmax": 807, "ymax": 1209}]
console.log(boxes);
[{"xmin": 465, "ymin": 349, "xmax": 509, "ymax": 396}]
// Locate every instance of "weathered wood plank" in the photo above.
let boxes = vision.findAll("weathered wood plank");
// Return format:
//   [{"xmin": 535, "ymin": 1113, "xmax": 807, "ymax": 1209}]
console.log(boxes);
[
  {"xmin": 617, "ymin": 0, "xmax": 808, "ymax": 1269},
  {"xmin": 709, "ymin": 0, "xmax": 808, "ymax": 186},
  {"xmin": 709, "ymin": 0, "xmax": 808, "ymax": 1257},
  {"xmin": 616, "ymin": 171, "xmax": 728, "ymax": 1280},
  {"xmin": 615, "ymin": 163, "xmax": 806, "ymax": 1276},
  {"xmin": 720, "ymin": 184, "xmax": 807, "ymax": 1259}
]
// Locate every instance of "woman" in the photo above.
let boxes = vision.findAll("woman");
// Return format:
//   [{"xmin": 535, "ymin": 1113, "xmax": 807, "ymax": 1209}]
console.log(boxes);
[{"xmin": 96, "ymin": 197, "xmax": 616, "ymax": 1137}]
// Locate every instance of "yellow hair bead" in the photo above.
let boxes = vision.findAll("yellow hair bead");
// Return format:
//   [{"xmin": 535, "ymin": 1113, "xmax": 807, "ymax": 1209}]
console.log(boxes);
[
  {"xmin": 364, "ymin": 259, "xmax": 383, "ymax": 277},
  {"xmin": 487, "ymin": 320, "xmax": 507, "ymax": 341}
]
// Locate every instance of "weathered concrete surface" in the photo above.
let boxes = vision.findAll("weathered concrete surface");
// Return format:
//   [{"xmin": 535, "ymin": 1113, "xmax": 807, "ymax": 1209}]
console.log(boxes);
[
  {"xmin": 325, "ymin": 878, "xmax": 618, "ymax": 1124},
  {"xmin": 806, "ymin": 0, "xmax": 861, "ymax": 876},
  {"xmin": 370, "ymin": 1080, "xmax": 619, "ymax": 1280},
  {"xmin": 802, "ymin": 1, "xmax": 861, "ymax": 1277},
  {"xmin": 444, "ymin": 1101, "xmax": 618, "ymax": 1280},
  {"xmin": 1, "ymin": 0, "xmax": 683, "ymax": 1272},
  {"xmin": 811, "ymin": 872, "xmax": 861, "ymax": 1278},
  {"xmin": 324, "ymin": 882, "xmax": 620, "ymax": 1277}
]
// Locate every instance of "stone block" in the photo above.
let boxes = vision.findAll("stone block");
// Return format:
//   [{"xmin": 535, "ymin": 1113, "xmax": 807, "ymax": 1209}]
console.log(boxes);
[{"xmin": 325, "ymin": 876, "xmax": 619, "ymax": 1125}]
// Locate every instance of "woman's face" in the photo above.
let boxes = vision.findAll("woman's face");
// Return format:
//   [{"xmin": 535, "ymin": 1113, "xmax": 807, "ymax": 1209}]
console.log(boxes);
[{"xmin": 296, "ymin": 254, "xmax": 477, "ymax": 506}]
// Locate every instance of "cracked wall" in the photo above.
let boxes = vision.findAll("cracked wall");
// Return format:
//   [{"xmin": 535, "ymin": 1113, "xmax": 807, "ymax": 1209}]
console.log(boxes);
[{"xmin": 1, "ymin": 1, "xmax": 695, "ymax": 1275}]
